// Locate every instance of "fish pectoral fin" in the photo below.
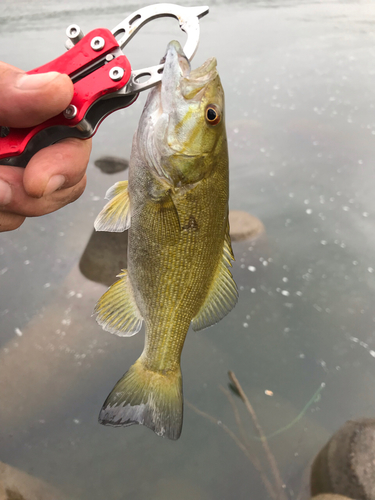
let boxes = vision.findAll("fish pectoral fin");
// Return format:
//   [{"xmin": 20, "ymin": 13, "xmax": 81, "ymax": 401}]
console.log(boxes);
[
  {"xmin": 148, "ymin": 192, "xmax": 181, "ymax": 245},
  {"xmin": 192, "ymin": 227, "xmax": 238, "ymax": 331},
  {"xmin": 94, "ymin": 180, "xmax": 131, "ymax": 232},
  {"xmin": 99, "ymin": 358, "xmax": 183, "ymax": 440},
  {"xmin": 94, "ymin": 269, "xmax": 143, "ymax": 336}
]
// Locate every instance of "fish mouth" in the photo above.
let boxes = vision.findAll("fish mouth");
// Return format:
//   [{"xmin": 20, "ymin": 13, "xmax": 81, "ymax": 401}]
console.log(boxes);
[
  {"xmin": 143, "ymin": 40, "xmax": 218, "ymax": 121},
  {"xmin": 160, "ymin": 40, "xmax": 191, "ymax": 78},
  {"xmin": 159, "ymin": 40, "xmax": 190, "ymax": 114},
  {"xmin": 160, "ymin": 40, "xmax": 218, "ymax": 109},
  {"xmin": 137, "ymin": 41, "xmax": 219, "ymax": 181}
]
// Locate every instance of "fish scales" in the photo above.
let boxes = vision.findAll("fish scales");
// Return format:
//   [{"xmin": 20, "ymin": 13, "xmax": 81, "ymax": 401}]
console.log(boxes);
[
  {"xmin": 94, "ymin": 40, "xmax": 237, "ymax": 439},
  {"xmin": 129, "ymin": 160, "xmax": 228, "ymax": 373}
]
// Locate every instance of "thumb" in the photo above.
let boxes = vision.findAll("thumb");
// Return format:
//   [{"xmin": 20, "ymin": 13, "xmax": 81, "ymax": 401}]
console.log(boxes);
[{"xmin": 0, "ymin": 61, "xmax": 74, "ymax": 128}]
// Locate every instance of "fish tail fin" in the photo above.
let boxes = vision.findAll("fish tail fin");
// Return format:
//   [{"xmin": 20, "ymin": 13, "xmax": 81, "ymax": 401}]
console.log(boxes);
[{"xmin": 99, "ymin": 358, "xmax": 183, "ymax": 440}]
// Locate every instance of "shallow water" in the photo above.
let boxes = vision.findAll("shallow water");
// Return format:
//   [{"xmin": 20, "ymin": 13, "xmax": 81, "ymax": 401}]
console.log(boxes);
[{"xmin": 1, "ymin": 1, "xmax": 375, "ymax": 499}]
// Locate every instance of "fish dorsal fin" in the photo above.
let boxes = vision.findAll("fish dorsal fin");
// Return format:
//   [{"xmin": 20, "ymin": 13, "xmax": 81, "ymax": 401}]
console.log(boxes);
[
  {"xmin": 192, "ymin": 226, "xmax": 238, "ymax": 331},
  {"xmin": 94, "ymin": 181, "xmax": 131, "ymax": 232},
  {"xmin": 94, "ymin": 269, "xmax": 143, "ymax": 336}
]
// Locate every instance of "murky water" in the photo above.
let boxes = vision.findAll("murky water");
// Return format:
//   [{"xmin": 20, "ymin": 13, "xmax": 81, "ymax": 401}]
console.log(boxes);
[{"xmin": 1, "ymin": 1, "xmax": 375, "ymax": 499}]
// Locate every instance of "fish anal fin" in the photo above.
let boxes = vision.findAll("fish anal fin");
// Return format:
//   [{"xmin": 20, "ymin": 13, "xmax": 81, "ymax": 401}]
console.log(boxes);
[
  {"xmin": 192, "ymin": 228, "xmax": 238, "ymax": 331},
  {"xmin": 94, "ymin": 269, "xmax": 143, "ymax": 336},
  {"xmin": 94, "ymin": 180, "xmax": 131, "ymax": 232},
  {"xmin": 99, "ymin": 358, "xmax": 183, "ymax": 440}
]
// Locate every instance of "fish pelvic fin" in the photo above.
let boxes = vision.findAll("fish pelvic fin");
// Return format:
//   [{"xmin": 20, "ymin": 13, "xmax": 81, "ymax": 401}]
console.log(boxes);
[
  {"xmin": 99, "ymin": 358, "xmax": 183, "ymax": 440},
  {"xmin": 94, "ymin": 180, "xmax": 131, "ymax": 232},
  {"xmin": 94, "ymin": 269, "xmax": 143, "ymax": 336}
]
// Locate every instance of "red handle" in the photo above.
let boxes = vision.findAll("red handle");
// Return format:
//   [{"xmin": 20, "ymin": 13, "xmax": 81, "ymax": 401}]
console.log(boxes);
[{"xmin": 0, "ymin": 28, "xmax": 131, "ymax": 163}]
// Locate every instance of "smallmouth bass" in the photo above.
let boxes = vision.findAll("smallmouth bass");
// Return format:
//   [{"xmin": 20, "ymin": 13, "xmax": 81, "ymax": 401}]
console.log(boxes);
[{"xmin": 94, "ymin": 40, "xmax": 238, "ymax": 440}]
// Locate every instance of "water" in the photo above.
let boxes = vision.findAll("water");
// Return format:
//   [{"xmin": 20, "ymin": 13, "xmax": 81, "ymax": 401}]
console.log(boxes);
[{"xmin": 1, "ymin": 1, "xmax": 375, "ymax": 498}]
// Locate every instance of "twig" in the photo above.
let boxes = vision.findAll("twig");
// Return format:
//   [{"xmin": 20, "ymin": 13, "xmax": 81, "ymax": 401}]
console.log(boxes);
[
  {"xmin": 219, "ymin": 384, "xmax": 249, "ymax": 448},
  {"xmin": 228, "ymin": 371, "xmax": 287, "ymax": 500},
  {"xmin": 186, "ymin": 400, "xmax": 277, "ymax": 500}
]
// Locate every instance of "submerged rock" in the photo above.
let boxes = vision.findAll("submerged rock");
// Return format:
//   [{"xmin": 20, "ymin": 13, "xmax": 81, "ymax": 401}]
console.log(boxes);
[
  {"xmin": 0, "ymin": 462, "xmax": 67, "ymax": 500},
  {"xmin": 79, "ymin": 229, "xmax": 128, "ymax": 287},
  {"xmin": 94, "ymin": 156, "xmax": 129, "ymax": 174},
  {"xmin": 229, "ymin": 210, "xmax": 265, "ymax": 242},
  {"xmin": 311, "ymin": 418, "xmax": 375, "ymax": 500},
  {"xmin": 311, "ymin": 495, "xmax": 353, "ymax": 500}
]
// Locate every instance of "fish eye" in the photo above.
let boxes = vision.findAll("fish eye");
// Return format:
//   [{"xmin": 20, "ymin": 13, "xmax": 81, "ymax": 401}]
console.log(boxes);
[{"xmin": 205, "ymin": 105, "xmax": 221, "ymax": 126}]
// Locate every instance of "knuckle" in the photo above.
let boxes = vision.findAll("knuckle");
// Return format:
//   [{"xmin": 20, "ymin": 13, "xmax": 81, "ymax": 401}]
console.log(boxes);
[
  {"xmin": 50, "ymin": 176, "xmax": 87, "ymax": 209},
  {"xmin": 69, "ymin": 176, "xmax": 87, "ymax": 203},
  {"xmin": 0, "ymin": 212, "xmax": 25, "ymax": 232}
]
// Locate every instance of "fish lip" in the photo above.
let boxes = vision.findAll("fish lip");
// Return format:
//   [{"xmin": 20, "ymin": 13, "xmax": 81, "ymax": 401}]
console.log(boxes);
[
  {"xmin": 157, "ymin": 41, "xmax": 218, "ymax": 113},
  {"xmin": 161, "ymin": 41, "xmax": 218, "ymax": 99},
  {"xmin": 172, "ymin": 152, "xmax": 206, "ymax": 159},
  {"xmin": 159, "ymin": 40, "xmax": 191, "ymax": 115},
  {"xmin": 162, "ymin": 40, "xmax": 191, "ymax": 79}
]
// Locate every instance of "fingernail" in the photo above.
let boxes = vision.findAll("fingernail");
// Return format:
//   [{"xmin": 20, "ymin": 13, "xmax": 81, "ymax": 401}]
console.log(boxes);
[
  {"xmin": 44, "ymin": 175, "xmax": 66, "ymax": 195},
  {"xmin": 16, "ymin": 72, "xmax": 61, "ymax": 91},
  {"xmin": 0, "ymin": 179, "xmax": 12, "ymax": 206}
]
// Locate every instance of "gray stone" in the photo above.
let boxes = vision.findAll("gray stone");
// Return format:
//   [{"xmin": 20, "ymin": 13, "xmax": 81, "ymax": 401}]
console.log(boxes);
[
  {"xmin": 79, "ymin": 229, "xmax": 128, "ymax": 286},
  {"xmin": 0, "ymin": 462, "xmax": 67, "ymax": 500},
  {"xmin": 228, "ymin": 210, "xmax": 265, "ymax": 242},
  {"xmin": 311, "ymin": 419, "xmax": 375, "ymax": 500},
  {"xmin": 312, "ymin": 495, "xmax": 353, "ymax": 500},
  {"xmin": 94, "ymin": 156, "xmax": 129, "ymax": 174}
]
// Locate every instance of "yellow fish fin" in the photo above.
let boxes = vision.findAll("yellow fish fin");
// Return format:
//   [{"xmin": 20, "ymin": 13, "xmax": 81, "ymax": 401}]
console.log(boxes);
[
  {"xmin": 99, "ymin": 358, "xmax": 183, "ymax": 440},
  {"xmin": 94, "ymin": 180, "xmax": 131, "ymax": 232},
  {"xmin": 192, "ymin": 229, "xmax": 238, "ymax": 332},
  {"xmin": 94, "ymin": 269, "xmax": 143, "ymax": 336},
  {"xmin": 147, "ymin": 192, "xmax": 181, "ymax": 245},
  {"xmin": 224, "ymin": 219, "xmax": 235, "ymax": 263}
]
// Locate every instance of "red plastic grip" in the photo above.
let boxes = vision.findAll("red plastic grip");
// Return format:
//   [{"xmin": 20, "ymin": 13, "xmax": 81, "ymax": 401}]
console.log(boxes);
[{"xmin": 0, "ymin": 28, "xmax": 131, "ymax": 162}]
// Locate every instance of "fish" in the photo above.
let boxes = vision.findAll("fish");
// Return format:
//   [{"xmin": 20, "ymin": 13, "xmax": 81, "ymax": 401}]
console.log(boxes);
[{"xmin": 94, "ymin": 40, "xmax": 238, "ymax": 440}]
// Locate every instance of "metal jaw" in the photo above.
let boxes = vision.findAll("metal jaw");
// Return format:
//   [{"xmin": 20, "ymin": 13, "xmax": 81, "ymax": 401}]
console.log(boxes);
[{"xmin": 111, "ymin": 3, "xmax": 209, "ymax": 94}]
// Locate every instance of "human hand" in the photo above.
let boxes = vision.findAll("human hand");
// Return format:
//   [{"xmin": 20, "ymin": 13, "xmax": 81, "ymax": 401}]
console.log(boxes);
[{"xmin": 0, "ymin": 61, "xmax": 92, "ymax": 232}]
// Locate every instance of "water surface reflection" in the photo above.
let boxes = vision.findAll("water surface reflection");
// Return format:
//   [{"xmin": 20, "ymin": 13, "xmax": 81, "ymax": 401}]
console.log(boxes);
[{"xmin": 1, "ymin": 1, "xmax": 375, "ymax": 499}]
